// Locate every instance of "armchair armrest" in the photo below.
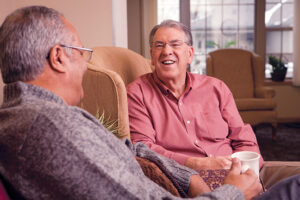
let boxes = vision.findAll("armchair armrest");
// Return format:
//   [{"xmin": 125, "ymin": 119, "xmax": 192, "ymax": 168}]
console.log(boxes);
[
  {"xmin": 255, "ymin": 87, "xmax": 275, "ymax": 98},
  {"xmin": 260, "ymin": 161, "xmax": 300, "ymax": 189}
]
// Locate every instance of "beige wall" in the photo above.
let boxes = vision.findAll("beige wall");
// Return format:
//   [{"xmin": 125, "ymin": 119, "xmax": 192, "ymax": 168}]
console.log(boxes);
[
  {"xmin": 0, "ymin": 0, "xmax": 114, "ymax": 48},
  {"xmin": 0, "ymin": 0, "xmax": 128, "ymax": 105},
  {"xmin": 271, "ymin": 85, "xmax": 300, "ymax": 122}
]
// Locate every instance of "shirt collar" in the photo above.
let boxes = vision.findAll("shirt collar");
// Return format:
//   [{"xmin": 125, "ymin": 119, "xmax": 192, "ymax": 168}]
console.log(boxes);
[{"xmin": 152, "ymin": 71, "xmax": 193, "ymax": 97}]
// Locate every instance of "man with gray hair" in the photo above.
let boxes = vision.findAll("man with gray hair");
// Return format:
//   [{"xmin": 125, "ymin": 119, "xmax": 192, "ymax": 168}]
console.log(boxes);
[
  {"xmin": 127, "ymin": 19, "xmax": 263, "ymax": 170},
  {"xmin": 0, "ymin": 6, "xmax": 298, "ymax": 200}
]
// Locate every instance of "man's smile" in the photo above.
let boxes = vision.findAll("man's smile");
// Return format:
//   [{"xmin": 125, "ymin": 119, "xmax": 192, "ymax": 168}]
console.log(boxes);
[{"xmin": 161, "ymin": 60, "xmax": 175, "ymax": 65}]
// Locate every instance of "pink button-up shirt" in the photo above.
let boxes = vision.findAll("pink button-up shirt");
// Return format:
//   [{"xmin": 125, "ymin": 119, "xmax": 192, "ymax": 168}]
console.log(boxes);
[{"xmin": 127, "ymin": 72, "xmax": 264, "ymax": 167}]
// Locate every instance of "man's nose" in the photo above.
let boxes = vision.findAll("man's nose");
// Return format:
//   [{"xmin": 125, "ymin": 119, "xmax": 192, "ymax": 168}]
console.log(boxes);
[{"xmin": 161, "ymin": 43, "xmax": 173, "ymax": 55}]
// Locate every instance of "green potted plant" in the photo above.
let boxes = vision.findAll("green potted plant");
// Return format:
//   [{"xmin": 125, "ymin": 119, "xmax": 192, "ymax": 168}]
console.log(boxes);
[{"xmin": 268, "ymin": 55, "xmax": 287, "ymax": 82}]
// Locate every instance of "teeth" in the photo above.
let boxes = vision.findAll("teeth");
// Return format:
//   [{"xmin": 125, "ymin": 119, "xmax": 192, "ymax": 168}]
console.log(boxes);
[{"xmin": 162, "ymin": 60, "xmax": 175, "ymax": 64}]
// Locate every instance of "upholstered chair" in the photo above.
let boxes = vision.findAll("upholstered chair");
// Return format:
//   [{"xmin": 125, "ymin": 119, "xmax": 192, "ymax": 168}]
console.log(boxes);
[
  {"xmin": 206, "ymin": 48, "xmax": 277, "ymax": 140},
  {"xmin": 79, "ymin": 46, "xmax": 153, "ymax": 139}
]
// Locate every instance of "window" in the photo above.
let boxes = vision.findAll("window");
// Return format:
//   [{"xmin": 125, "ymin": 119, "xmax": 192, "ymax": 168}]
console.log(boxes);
[
  {"xmin": 157, "ymin": 0, "xmax": 179, "ymax": 23},
  {"xmin": 157, "ymin": 0, "xmax": 294, "ymax": 78},
  {"xmin": 190, "ymin": 0, "xmax": 255, "ymax": 74},
  {"xmin": 265, "ymin": 0, "xmax": 294, "ymax": 78}
]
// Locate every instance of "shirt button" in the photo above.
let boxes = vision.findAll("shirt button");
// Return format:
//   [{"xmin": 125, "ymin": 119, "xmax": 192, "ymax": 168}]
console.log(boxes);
[
  {"xmin": 194, "ymin": 140, "xmax": 199, "ymax": 146},
  {"xmin": 186, "ymin": 120, "xmax": 190, "ymax": 124},
  {"xmin": 179, "ymin": 102, "xmax": 182, "ymax": 106}
]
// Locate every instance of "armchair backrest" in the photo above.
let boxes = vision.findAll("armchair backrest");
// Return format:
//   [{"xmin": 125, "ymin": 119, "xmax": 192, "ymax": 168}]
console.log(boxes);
[
  {"xmin": 79, "ymin": 46, "xmax": 152, "ymax": 139},
  {"xmin": 206, "ymin": 48, "xmax": 264, "ymax": 99},
  {"xmin": 89, "ymin": 46, "xmax": 153, "ymax": 86}
]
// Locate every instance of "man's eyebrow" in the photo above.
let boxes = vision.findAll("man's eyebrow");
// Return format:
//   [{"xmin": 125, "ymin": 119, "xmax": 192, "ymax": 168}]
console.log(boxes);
[
  {"xmin": 154, "ymin": 39, "xmax": 182, "ymax": 43},
  {"xmin": 169, "ymin": 39, "xmax": 182, "ymax": 42}
]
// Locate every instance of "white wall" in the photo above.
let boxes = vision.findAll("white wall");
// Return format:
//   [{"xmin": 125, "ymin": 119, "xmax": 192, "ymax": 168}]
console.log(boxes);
[{"xmin": 0, "ymin": 0, "xmax": 128, "ymax": 105}]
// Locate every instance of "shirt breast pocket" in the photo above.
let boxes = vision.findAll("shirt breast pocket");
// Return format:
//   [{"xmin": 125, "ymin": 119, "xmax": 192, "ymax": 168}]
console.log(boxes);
[{"xmin": 197, "ymin": 111, "xmax": 229, "ymax": 140}]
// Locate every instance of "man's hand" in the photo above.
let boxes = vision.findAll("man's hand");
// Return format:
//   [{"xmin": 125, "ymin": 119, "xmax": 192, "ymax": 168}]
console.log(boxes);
[
  {"xmin": 224, "ymin": 158, "xmax": 262, "ymax": 200},
  {"xmin": 188, "ymin": 175, "xmax": 211, "ymax": 197},
  {"xmin": 185, "ymin": 156, "xmax": 232, "ymax": 170}
]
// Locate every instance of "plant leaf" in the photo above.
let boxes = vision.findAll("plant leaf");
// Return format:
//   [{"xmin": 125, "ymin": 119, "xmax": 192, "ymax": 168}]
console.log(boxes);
[{"xmin": 96, "ymin": 109, "xmax": 120, "ymax": 137}]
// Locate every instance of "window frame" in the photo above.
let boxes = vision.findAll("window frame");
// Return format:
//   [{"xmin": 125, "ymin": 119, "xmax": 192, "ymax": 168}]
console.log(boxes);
[{"xmin": 177, "ymin": 0, "xmax": 294, "ymax": 79}]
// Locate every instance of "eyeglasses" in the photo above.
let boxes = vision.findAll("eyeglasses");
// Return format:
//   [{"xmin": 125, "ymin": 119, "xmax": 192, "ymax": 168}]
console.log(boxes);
[
  {"xmin": 60, "ymin": 44, "xmax": 93, "ymax": 62},
  {"xmin": 152, "ymin": 40, "xmax": 189, "ymax": 50}
]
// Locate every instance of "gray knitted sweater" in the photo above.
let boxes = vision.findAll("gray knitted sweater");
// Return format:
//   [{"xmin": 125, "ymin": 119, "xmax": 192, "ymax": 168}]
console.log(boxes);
[{"xmin": 0, "ymin": 82, "xmax": 243, "ymax": 200}]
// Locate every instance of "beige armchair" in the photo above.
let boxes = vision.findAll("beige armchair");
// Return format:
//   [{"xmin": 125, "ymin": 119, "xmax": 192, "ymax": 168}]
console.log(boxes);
[
  {"xmin": 79, "ymin": 46, "xmax": 152, "ymax": 139},
  {"xmin": 206, "ymin": 48, "xmax": 277, "ymax": 140}
]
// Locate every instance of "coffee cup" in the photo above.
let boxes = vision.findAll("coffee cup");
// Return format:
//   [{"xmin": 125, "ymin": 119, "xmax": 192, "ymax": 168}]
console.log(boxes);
[{"xmin": 231, "ymin": 151, "xmax": 260, "ymax": 178}]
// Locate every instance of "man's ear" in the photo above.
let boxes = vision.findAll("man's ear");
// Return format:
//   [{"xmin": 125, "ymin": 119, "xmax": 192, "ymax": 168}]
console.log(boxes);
[{"xmin": 48, "ymin": 44, "xmax": 68, "ymax": 73}]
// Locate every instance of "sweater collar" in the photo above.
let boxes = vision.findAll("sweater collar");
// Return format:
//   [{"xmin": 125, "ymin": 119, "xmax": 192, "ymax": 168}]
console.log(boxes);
[{"xmin": 2, "ymin": 81, "xmax": 66, "ymax": 107}]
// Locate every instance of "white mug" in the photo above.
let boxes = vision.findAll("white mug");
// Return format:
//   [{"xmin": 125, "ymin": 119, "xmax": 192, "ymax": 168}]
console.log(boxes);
[{"xmin": 231, "ymin": 151, "xmax": 260, "ymax": 178}]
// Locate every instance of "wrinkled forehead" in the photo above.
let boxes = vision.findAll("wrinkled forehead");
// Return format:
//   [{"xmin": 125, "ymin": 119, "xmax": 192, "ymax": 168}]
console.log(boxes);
[{"xmin": 153, "ymin": 26, "xmax": 187, "ymax": 42}]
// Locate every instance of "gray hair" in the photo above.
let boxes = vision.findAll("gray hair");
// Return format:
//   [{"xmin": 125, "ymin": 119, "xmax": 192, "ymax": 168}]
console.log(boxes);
[
  {"xmin": 149, "ymin": 19, "xmax": 193, "ymax": 47},
  {"xmin": 0, "ymin": 6, "xmax": 73, "ymax": 83}
]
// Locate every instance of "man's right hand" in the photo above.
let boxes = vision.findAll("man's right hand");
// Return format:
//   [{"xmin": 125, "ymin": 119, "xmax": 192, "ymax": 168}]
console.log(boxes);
[{"xmin": 224, "ymin": 157, "xmax": 262, "ymax": 200}]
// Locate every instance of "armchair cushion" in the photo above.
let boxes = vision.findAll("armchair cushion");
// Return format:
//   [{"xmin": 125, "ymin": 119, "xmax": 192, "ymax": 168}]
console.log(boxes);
[
  {"xmin": 236, "ymin": 98, "xmax": 276, "ymax": 111},
  {"xmin": 196, "ymin": 169, "xmax": 229, "ymax": 191},
  {"xmin": 260, "ymin": 161, "xmax": 300, "ymax": 189},
  {"xmin": 255, "ymin": 87, "xmax": 276, "ymax": 98},
  {"xmin": 135, "ymin": 157, "xmax": 183, "ymax": 197},
  {"xmin": 207, "ymin": 49, "xmax": 254, "ymax": 98}
]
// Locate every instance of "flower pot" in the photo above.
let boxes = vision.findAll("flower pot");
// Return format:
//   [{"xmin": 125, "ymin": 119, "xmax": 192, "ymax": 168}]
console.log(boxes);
[{"xmin": 271, "ymin": 70, "xmax": 287, "ymax": 82}]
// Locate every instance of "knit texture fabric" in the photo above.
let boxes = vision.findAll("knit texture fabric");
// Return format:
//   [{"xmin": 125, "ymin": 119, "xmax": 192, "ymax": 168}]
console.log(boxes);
[{"xmin": 0, "ymin": 81, "xmax": 243, "ymax": 200}]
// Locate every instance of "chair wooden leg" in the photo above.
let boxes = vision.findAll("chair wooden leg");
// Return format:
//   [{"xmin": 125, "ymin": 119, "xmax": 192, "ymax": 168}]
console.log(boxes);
[{"xmin": 271, "ymin": 122, "xmax": 278, "ymax": 141}]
